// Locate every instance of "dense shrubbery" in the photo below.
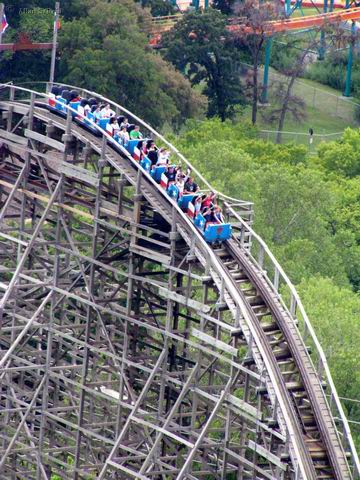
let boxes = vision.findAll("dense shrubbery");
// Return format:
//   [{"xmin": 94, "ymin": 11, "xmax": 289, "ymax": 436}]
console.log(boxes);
[
  {"xmin": 304, "ymin": 52, "xmax": 360, "ymax": 100},
  {"xmin": 305, "ymin": 54, "xmax": 347, "ymax": 90}
]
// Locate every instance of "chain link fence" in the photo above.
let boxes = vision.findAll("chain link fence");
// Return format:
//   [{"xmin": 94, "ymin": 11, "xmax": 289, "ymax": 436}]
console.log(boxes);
[
  {"xmin": 268, "ymin": 69, "xmax": 360, "ymax": 124},
  {"xmin": 258, "ymin": 129, "xmax": 343, "ymax": 151},
  {"xmin": 235, "ymin": 62, "xmax": 360, "ymax": 145}
]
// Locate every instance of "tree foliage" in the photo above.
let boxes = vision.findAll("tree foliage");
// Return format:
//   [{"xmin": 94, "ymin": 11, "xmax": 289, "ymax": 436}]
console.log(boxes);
[
  {"xmin": 212, "ymin": 0, "xmax": 237, "ymax": 15},
  {"xmin": 0, "ymin": 7, "xmax": 54, "ymax": 83},
  {"xmin": 318, "ymin": 128, "xmax": 360, "ymax": 177},
  {"xmin": 163, "ymin": 10, "xmax": 245, "ymax": 121},
  {"xmin": 137, "ymin": 0, "xmax": 178, "ymax": 17},
  {"xmin": 175, "ymin": 119, "xmax": 360, "ymax": 444},
  {"xmin": 1, "ymin": 0, "xmax": 206, "ymax": 129},
  {"xmin": 298, "ymin": 277, "xmax": 360, "ymax": 428},
  {"xmin": 58, "ymin": 0, "xmax": 206, "ymax": 128}
]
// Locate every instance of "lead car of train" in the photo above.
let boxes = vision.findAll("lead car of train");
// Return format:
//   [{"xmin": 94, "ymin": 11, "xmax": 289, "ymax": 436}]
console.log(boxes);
[{"xmin": 47, "ymin": 87, "xmax": 232, "ymax": 244}]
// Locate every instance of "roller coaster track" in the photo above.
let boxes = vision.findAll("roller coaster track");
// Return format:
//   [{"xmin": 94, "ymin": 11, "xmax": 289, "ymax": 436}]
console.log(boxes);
[
  {"xmin": 148, "ymin": 7, "xmax": 360, "ymax": 46},
  {"xmin": 0, "ymin": 83, "xmax": 358, "ymax": 480},
  {"xmin": 228, "ymin": 7, "xmax": 360, "ymax": 34}
]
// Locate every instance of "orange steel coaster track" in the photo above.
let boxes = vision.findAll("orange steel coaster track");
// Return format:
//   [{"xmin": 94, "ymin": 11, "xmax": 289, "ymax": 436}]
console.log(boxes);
[{"xmin": 148, "ymin": 7, "xmax": 360, "ymax": 45}]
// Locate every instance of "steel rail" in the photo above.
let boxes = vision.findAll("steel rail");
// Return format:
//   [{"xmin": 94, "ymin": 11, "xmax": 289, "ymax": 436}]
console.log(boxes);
[
  {"xmin": 225, "ymin": 238, "xmax": 351, "ymax": 479},
  {"xmin": 0, "ymin": 83, "xmax": 356, "ymax": 478},
  {"xmin": 225, "ymin": 201, "xmax": 360, "ymax": 478}
]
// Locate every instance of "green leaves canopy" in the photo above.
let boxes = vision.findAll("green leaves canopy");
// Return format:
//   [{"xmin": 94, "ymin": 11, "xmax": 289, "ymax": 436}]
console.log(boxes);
[
  {"xmin": 163, "ymin": 10, "xmax": 245, "ymax": 121},
  {"xmin": 59, "ymin": 0, "xmax": 206, "ymax": 129}
]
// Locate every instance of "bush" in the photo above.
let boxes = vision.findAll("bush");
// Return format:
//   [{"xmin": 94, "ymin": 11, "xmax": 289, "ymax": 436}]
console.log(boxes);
[
  {"xmin": 305, "ymin": 54, "xmax": 347, "ymax": 90},
  {"xmin": 354, "ymin": 100, "xmax": 360, "ymax": 124},
  {"xmin": 305, "ymin": 52, "xmax": 360, "ymax": 99}
]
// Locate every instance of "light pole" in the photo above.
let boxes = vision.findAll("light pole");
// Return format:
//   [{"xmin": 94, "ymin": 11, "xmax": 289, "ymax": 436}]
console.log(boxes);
[{"xmin": 49, "ymin": 2, "xmax": 60, "ymax": 86}]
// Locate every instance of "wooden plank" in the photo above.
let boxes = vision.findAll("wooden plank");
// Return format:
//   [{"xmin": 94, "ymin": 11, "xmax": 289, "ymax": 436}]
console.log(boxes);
[
  {"xmin": 191, "ymin": 328, "xmax": 238, "ymax": 356},
  {"xmin": 0, "ymin": 129, "xmax": 28, "ymax": 146},
  {"xmin": 107, "ymin": 461, "xmax": 150, "ymax": 479},
  {"xmin": 4, "ymin": 141, "xmax": 63, "ymax": 163},
  {"xmin": 0, "ymin": 102, "xmax": 29, "ymax": 116},
  {"xmin": 130, "ymin": 245, "xmax": 171, "ymax": 266},
  {"xmin": 226, "ymin": 393, "xmax": 261, "ymax": 419},
  {"xmin": 198, "ymin": 311, "xmax": 242, "ymax": 335},
  {"xmin": 101, "ymin": 199, "xmax": 118, "ymax": 213},
  {"xmin": 167, "ymin": 264, "xmax": 210, "ymax": 282},
  {"xmin": 131, "ymin": 416, "xmax": 194, "ymax": 448},
  {"xmin": 59, "ymin": 162, "xmax": 99, "ymax": 187},
  {"xmin": 248, "ymin": 440, "xmax": 287, "ymax": 471},
  {"xmin": 224, "ymin": 448, "xmax": 276, "ymax": 480},
  {"xmin": 159, "ymin": 287, "xmax": 210, "ymax": 313},
  {"xmin": 24, "ymin": 129, "xmax": 65, "ymax": 152}
]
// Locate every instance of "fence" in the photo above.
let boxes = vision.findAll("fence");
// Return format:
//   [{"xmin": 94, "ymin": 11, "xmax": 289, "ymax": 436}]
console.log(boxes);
[
  {"xmin": 259, "ymin": 129, "xmax": 343, "ymax": 150},
  {"xmin": 235, "ymin": 61, "xmax": 360, "ymax": 128},
  {"xmin": 268, "ymin": 68, "xmax": 360, "ymax": 123}
]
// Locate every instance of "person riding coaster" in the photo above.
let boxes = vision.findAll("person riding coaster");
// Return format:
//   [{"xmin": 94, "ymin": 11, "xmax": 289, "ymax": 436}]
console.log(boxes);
[{"xmin": 46, "ymin": 89, "xmax": 232, "ymax": 243}]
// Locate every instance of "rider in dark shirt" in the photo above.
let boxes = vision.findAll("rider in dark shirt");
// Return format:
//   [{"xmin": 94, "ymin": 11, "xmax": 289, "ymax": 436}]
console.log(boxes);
[
  {"xmin": 203, "ymin": 207, "xmax": 217, "ymax": 226},
  {"xmin": 147, "ymin": 145, "xmax": 158, "ymax": 166},
  {"xmin": 184, "ymin": 177, "xmax": 199, "ymax": 194},
  {"xmin": 165, "ymin": 166, "xmax": 176, "ymax": 183}
]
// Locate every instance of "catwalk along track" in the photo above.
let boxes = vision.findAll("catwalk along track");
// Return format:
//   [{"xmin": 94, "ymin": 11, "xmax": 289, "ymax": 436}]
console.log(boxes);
[{"xmin": 0, "ymin": 83, "xmax": 358, "ymax": 480}]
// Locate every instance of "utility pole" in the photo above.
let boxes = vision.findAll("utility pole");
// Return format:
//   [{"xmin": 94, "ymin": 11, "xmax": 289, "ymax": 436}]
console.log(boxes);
[{"xmin": 49, "ymin": 2, "xmax": 60, "ymax": 86}]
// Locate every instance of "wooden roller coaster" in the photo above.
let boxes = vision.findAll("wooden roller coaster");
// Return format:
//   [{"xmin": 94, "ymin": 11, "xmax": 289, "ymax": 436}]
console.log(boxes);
[{"xmin": 0, "ymin": 82, "xmax": 358, "ymax": 479}]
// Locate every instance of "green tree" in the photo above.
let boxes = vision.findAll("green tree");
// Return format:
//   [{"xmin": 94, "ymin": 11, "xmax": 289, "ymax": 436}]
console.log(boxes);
[
  {"xmin": 317, "ymin": 128, "xmax": 360, "ymax": 177},
  {"xmin": 0, "ymin": 7, "xmax": 54, "ymax": 83},
  {"xmin": 163, "ymin": 10, "xmax": 245, "ymax": 121},
  {"xmin": 58, "ymin": 0, "xmax": 206, "ymax": 128},
  {"xmin": 138, "ymin": 0, "xmax": 178, "ymax": 17},
  {"xmin": 329, "ymin": 176, "xmax": 360, "ymax": 290},
  {"xmin": 212, "ymin": 0, "xmax": 236, "ymax": 15},
  {"xmin": 0, "ymin": 0, "xmax": 87, "ymax": 83},
  {"xmin": 298, "ymin": 276, "xmax": 360, "ymax": 436}
]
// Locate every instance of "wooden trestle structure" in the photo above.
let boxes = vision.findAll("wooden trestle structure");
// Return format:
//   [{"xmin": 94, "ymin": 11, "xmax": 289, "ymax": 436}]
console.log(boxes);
[{"xmin": 0, "ymin": 83, "xmax": 358, "ymax": 480}]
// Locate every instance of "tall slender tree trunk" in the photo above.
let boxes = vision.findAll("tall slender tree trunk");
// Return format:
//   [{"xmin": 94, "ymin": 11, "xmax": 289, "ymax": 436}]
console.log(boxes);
[
  {"xmin": 251, "ymin": 38, "xmax": 264, "ymax": 125},
  {"xmin": 276, "ymin": 79, "xmax": 295, "ymax": 143}
]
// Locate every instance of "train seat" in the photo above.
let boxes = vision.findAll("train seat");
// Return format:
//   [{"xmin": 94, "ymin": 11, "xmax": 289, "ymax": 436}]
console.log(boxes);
[
  {"xmin": 151, "ymin": 166, "xmax": 166, "ymax": 183},
  {"xmin": 69, "ymin": 101, "xmax": 81, "ymax": 118},
  {"xmin": 98, "ymin": 118, "xmax": 109, "ymax": 130},
  {"xmin": 140, "ymin": 156, "xmax": 152, "ymax": 172},
  {"xmin": 126, "ymin": 139, "xmax": 139, "ymax": 155},
  {"xmin": 55, "ymin": 97, "xmax": 67, "ymax": 112},
  {"xmin": 167, "ymin": 183, "xmax": 179, "ymax": 200},
  {"xmin": 178, "ymin": 194, "xmax": 195, "ymax": 210},
  {"xmin": 194, "ymin": 213, "xmax": 206, "ymax": 232},
  {"xmin": 204, "ymin": 223, "xmax": 232, "ymax": 243}
]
